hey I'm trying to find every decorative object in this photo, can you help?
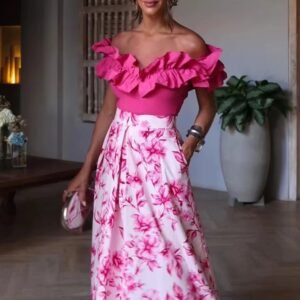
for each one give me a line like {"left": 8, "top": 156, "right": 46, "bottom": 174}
{"left": 215, "top": 75, "right": 290, "bottom": 205}
{"left": 0, "top": 107, "right": 16, "bottom": 127}
{"left": 61, "top": 172, "right": 95, "bottom": 234}
{"left": 0, "top": 96, "right": 16, "bottom": 159}
{"left": 7, "top": 115, "right": 27, "bottom": 168}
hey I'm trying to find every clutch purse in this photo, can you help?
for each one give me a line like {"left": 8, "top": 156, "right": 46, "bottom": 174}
{"left": 61, "top": 172, "right": 95, "bottom": 233}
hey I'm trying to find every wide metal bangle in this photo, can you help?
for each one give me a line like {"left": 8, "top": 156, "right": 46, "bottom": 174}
{"left": 191, "top": 125, "right": 205, "bottom": 137}
{"left": 185, "top": 125, "right": 205, "bottom": 152}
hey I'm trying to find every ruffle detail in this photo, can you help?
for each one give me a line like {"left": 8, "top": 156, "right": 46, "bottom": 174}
{"left": 92, "top": 38, "right": 227, "bottom": 97}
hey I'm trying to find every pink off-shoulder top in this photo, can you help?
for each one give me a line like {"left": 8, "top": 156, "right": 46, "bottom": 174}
{"left": 92, "top": 38, "right": 227, "bottom": 116}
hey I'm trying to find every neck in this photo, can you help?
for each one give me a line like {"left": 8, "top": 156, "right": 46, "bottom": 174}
{"left": 139, "top": 13, "right": 172, "bottom": 34}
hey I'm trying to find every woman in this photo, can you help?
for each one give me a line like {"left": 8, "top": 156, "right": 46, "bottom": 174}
{"left": 64, "top": 0, "right": 226, "bottom": 299}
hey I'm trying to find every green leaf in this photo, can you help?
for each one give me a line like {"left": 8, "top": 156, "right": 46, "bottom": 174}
{"left": 230, "top": 89, "right": 243, "bottom": 97}
{"left": 226, "top": 76, "right": 239, "bottom": 87}
{"left": 238, "top": 75, "right": 248, "bottom": 83}
{"left": 248, "top": 98, "right": 274, "bottom": 110}
{"left": 248, "top": 99, "right": 262, "bottom": 109}
{"left": 246, "top": 89, "right": 264, "bottom": 99}
{"left": 217, "top": 97, "right": 238, "bottom": 114}
{"left": 233, "top": 110, "right": 251, "bottom": 132}
{"left": 235, "top": 122, "right": 246, "bottom": 132}
{"left": 253, "top": 109, "right": 265, "bottom": 126}
{"left": 263, "top": 98, "right": 275, "bottom": 108}
{"left": 256, "top": 80, "right": 269, "bottom": 86}
{"left": 258, "top": 83, "right": 282, "bottom": 94}
{"left": 221, "top": 114, "right": 235, "bottom": 130}
{"left": 228, "top": 102, "right": 248, "bottom": 115}
{"left": 236, "top": 75, "right": 248, "bottom": 89}
{"left": 235, "top": 111, "right": 249, "bottom": 125}
{"left": 214, "top": 87, "right": 229, "bottom": 98}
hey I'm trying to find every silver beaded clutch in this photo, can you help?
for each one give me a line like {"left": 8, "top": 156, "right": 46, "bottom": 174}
{"left": 61, "top": 172, "right": 95, "bottom": 233}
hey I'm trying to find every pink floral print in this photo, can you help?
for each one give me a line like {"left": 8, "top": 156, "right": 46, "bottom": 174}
{"left": 91, "top": 108, "right": 218, "bottom": 300}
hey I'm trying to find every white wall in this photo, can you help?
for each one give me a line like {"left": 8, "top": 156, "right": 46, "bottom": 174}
{"left": 21, "top": 0, "right": 61, "bottom": 158}
{"left": 174, "top": 0, "right": 289, "bottom": 200}
{"left": 61, "top": 0, "right": 93, "bottom": 161}
{"left": 21, "top": 0, "right": 290, "bottom": 200}
{"left": 21, "top": 0, "right": 94, "bottom": 160}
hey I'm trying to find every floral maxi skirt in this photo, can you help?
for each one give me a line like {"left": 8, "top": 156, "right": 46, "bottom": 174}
{"left": 91, "top": 108, "right": 218, "bottom": 300}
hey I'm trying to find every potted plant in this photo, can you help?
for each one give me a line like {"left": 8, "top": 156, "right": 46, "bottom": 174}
{"left": 214, "top": 75, "right": 289, "bottom": 205}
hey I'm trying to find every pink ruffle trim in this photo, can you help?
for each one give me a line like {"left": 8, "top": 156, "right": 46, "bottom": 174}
{"left": 92, "top": 38, "right": 227, "bottom": 97}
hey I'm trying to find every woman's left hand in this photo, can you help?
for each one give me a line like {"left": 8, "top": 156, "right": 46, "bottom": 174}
{"left": 181, "top": 141, "right": 196, "bottom": 165}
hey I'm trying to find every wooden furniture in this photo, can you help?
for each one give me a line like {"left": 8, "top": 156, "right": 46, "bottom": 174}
{"left": 0, "top": 156, "right": 82, "bottom": 223}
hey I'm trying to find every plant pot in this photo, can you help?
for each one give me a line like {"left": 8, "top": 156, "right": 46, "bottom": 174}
{"left": 220, "top": 121, "right": 270, "bottom": 205}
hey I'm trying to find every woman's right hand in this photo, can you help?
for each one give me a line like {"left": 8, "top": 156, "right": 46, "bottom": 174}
{"left": 62, "top": 168, "right": 91, "bottom": 206}
{"left": 61, "top": 84, "right": 116, "bottom": 206}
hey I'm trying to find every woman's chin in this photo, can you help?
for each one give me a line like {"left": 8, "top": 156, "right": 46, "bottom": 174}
{"left": 139, "top": 0, "right": 164, "bottom": 16}
{"left": 142, "top": 9, "right": 163, "bottom": 18}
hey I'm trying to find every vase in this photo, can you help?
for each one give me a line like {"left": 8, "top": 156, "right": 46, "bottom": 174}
{"left": 220, "top": 121, "right": 271, "bottom": 205}
{"left": 7, "top": 131, "right": 28, "bottom": 168}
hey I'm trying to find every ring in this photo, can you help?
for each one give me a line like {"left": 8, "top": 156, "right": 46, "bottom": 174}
{"left": 63, "top": 190, "right": 73, "bottom": 197}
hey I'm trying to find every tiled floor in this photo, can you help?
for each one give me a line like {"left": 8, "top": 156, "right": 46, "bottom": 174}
{"left": 0, "top": 183, "right": 300, "bottom": 300}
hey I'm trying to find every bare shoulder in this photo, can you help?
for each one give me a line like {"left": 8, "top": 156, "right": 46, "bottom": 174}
{"left": 111, "top": 31, "right": 133, "bottom": 52}
{"left": 174, "top": 25, "right": 209, "bottom": 59}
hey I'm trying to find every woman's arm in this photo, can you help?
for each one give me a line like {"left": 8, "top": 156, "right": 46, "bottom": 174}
{"left": 179, "top": 32, "right": 217, "bottom": 163}
{"left": 82, "top": 84, "right": 117, "bottom": 174}
{"left": 182, "top": 88, "right": 217, "bottom": 163}
{"left": 63, "top": 83, "right": 117, "bottom": 203}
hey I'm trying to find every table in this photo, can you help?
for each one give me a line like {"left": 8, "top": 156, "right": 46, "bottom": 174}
{"left": 0, "top": 156, "right": 82, "bottom": 223}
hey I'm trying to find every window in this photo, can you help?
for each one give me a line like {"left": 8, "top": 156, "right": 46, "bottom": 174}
{"left": 81, "top": 0, "right": 134, "bottom": 122}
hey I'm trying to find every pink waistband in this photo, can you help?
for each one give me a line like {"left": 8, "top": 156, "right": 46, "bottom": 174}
{"left": 113, "top": 107, "right": 177, "bottom": 129}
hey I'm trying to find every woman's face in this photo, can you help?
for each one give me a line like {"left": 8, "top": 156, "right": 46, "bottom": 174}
{"left": 136, "top": 0, "right": 167, "bottom": 17}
